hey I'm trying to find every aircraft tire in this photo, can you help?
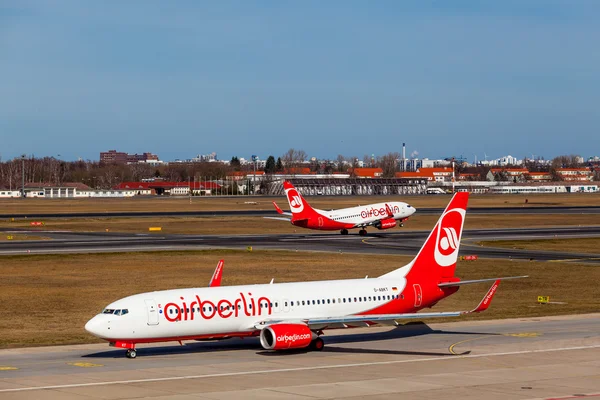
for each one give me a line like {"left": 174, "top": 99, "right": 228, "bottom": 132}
{"left": 340, "top": 229, "right": 349, "bottom": 235}
{"left": 126, "top": 349, "right": 137, "bottom": 359}
{"left": 311, "top": 337, "right": 324, "bottom": 351}
{"left": 359, "top": 229, "right": 367, "bottom": 236}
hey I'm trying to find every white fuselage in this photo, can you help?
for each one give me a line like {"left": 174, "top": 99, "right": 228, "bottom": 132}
{"left": 85, "top": 277, "right": 411, "bottom": 342}
{"left": 316, "top": 201, "right": 415, "bottom": 228}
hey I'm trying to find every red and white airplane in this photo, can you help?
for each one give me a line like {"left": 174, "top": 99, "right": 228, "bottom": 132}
{"left": 272, "top": 181, "right": 416, "bottom": 235}
{"left": 85, "top": 192, "right": 526, "bottom": 359}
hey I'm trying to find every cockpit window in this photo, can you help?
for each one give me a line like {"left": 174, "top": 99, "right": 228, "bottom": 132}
{"left": 102, "top": 308, "right": 128, "bottom": 315}
{"left": 406, "top": 204, "right": 412, "bottom": 208}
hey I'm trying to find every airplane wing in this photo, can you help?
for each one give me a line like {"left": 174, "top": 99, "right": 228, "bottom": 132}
{"left": 253, "top": 280, "right": 501, "bottom": 330}
{"left": 208, "top": 260, "right": 224, "bottom": 287}
{"left": 264, "top": 216, "right": 292, "bottom": 221}
{"left": 273, "top": 201, "right": 292, "bottom": 216}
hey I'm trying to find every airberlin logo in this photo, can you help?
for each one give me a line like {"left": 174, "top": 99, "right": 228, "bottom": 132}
{"left": 286, "top": 188, "right": 304, "bottom": 213}
{"left": 277, "top": 333, "right": 311, "bottom": 343}
{"left": 439, "top": 227, "right": 459, "bottom": 253}
{"left": 162, "top": 292, "right": 272, "bottom": 322}
{"left": 360, "top": 205, "right": 400, "bottom": 219}
{"left": 433, "top": 208, "right": 465, "bottom": 267}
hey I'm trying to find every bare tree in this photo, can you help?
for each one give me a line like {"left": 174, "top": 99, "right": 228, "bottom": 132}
{"left": 378, "top": 152, "right": 400, "bottom": 178}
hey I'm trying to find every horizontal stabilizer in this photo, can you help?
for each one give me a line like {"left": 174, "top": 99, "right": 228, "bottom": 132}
{"left": 264, "top": 217, "right": 292, "bottom": 222}
{"left": 438, "top": 276, "right": 528, "bottom": 288}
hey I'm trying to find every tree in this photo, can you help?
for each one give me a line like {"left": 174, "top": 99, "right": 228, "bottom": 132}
{"left": 275, "top": 157, "right": 283, "bottom": 172}
{"left": 264, "top": 155, "right": 276, "bottom": 174}
{"left": 230, "top": 156, "right": 241, "bottom": 171}
{"left": 378, "top": 152, "right": 400, "bottom": 178}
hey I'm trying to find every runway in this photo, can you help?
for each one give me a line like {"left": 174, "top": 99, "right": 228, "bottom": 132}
{"left": 0, "top": 314, "right": 598, "bottom": 399}
{"left": 1, "top": 226, "right": 600, "bottom": 263}
{"left": 3, "top": 205, "right": 600, "bottom": 219}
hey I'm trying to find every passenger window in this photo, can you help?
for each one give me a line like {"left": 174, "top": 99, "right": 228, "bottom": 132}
{"left": 285, "top": 302, "right": 288, "bottom": 307}
{"left": 317, "top": 300, "right": 320, "bottom": 305}
{"left": 290, "top": 301, "right": 294, "bottom": 306}
{"left": 358, "top": 297, "right": 362, "bottom": 302}
{"left": 368, "top": 297, "right": 372, "bottom": 301}
{"left": 327, "top": 299, "right": 330, "bottom": 304}
{"left": 312, "top": 300, "right": 315, "bottom": 305}
{"left": 302, "top": 301, "right": 305, "bottom": 305}
{"left": 343, "top": 298, "right": 346, "bottom": 303}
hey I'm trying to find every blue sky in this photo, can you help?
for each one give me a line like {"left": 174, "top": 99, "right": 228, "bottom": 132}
{"left": 1, "top": 1, "right": 599, "bottom": 162}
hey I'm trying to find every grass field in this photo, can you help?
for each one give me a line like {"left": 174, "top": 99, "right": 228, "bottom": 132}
{"left": 0, "top": 249, "right": 598, "bottom": 348}
{"left": 1, "top": 192, "right": 599, "bottom": 215}
{"left": 478, "top": 237, "right": 600, "bottom": 255}
{"left": 3, "top": 214, "right": 600, "bottom": 235}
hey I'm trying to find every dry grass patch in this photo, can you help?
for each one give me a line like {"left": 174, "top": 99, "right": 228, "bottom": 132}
{"left": 477, "top": 238, "right": 600, "bottom": 255}
{"left": 1, "top": 193, "right": 599, "bottom": 215}
{"left": 0, "top": 250, "right": 598, "bottom": 348}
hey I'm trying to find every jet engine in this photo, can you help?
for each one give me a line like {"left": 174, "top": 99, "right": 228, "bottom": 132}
{"left": 259, "top": 323, "right": 316, "bottom": 350}
{"left": 376, "top": 218, "right": 397, "bottom": 229}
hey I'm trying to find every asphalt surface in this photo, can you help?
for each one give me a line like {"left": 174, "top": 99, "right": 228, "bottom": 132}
{"left": 1, "top": 226, "right": 600, "bottom": 263}
{"left": 0, "top": 314, "right": 598, "bottom": 399}
{"left": 3, "top": 205, "right": 600, "bottom": 219}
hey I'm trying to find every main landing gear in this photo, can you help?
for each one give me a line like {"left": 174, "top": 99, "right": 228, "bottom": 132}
{"left": 340, "top": 229, "right": 349, "bottom": 235}
{"left": 358, "top": 229, "right": 367, "bottom": 236}
{"left": 309, "top": 337, "right": 324, "bottom": 351}
{"left": 126, "top": 349, "right": 137, "bottom": 359}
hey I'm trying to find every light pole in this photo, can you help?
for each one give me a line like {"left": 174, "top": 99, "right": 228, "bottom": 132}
{"left": 251, "top": 155, "right": 257, "bottom": 195}
{"left": 21, "top": 154, "right": 26, "bottom": 198}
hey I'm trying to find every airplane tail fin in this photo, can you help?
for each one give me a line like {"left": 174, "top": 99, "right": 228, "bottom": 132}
{"left": 283, "top": 181, "right": 318, "bottom": 220}
{"left": 380, "top": 192, "right": 469, "bottom": 281}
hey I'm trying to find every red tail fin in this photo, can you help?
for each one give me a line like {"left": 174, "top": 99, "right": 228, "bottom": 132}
{"left": 283, "top": 181, "right": 318, "bottom": 220}
{"left": 380, "top": 192, "right": 469, "bottom": 281}
{"left": 208, "top": 260, "right": 224, "bottom": 287}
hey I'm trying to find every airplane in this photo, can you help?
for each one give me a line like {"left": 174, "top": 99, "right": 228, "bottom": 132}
{"left": 271, "top": 181, "right": 416, "bottom": 235}
{"left": 85, "top": 192, "right": 527, "bottom": 359}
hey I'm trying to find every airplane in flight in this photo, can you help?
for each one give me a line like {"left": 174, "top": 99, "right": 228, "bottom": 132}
{"left": 271, "top": 181, "right": 416, "bottom": 235}
{"left": 85, "top": 192, "right": 526, "bottom": 358}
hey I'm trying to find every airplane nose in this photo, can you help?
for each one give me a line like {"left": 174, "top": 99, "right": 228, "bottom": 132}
{"left": 85, "top": 315, "right": 104, "bottom": 337}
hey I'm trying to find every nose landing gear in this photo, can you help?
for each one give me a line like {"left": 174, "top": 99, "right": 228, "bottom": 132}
{"left": 126, "top": 349, "right": 137, "bottom": 359}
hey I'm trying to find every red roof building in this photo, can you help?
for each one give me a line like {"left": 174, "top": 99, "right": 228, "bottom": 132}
{"left": 349, "top": 168, "right": 383, "bottom": 178}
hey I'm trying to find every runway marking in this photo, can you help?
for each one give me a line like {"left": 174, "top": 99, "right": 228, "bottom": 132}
{"left": 0, "top": 366, "right": 18, "bottom": 371}
{"left": 0, "top": 344, "right": 598, "bottom": 393}
{"left": 503, "top": 332, "right": 541, "bottom": 337}
{"left": 448, "top": 336, "right": 487, "bottom": 355}
{"left": 67, "top": 362, "right": 103, "bottom": 368}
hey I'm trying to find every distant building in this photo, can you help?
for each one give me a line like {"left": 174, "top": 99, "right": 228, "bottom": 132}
{"left": 100, "top": 150, "right": 160, "bottom": 164}
{"left": 556, "top": 168, "right": 593, "bottom": 182}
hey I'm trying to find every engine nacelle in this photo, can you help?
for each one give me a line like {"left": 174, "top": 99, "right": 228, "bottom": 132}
{"left": 259, "top": 323, "right": 316, "bottom": 350}
{"left": 376, "top": 218, "right": 397, "bottom": 230}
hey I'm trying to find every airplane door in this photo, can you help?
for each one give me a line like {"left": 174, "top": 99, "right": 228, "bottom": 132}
{"left": 145, "top": 299, "right": 159, "bottom": 325}
{"left": 413, "top": 284, "right": 422, "bottom": 308}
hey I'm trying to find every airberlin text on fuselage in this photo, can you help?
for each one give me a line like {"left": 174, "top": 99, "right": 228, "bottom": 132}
{"left": 163, "top": 292, "right": 271, "bottom": 322}
{"left": 360, "top": 205, "right": 400, "bottom": 219}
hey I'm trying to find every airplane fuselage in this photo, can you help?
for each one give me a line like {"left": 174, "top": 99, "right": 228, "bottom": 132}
{"left": 293, "top": 201, "right": 414, "bottom": 230}
{"left": 85, "top": 277, "right": 448, "bottom": 344}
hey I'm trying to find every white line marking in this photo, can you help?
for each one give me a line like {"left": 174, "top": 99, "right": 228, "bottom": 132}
{"left": 1, "top": 344, "right": 598, "bottom": 393}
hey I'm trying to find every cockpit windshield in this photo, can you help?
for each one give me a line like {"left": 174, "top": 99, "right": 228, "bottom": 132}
{"left": 102, "top": 308, "right": 128, "bottom": 315}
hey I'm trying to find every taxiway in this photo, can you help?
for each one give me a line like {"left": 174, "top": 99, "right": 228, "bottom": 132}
{"left": 0, "top": 314, "right": 598, "bottom": 399}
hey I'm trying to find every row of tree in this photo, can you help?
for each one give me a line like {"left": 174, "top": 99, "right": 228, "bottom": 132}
{"left": 0, "top": 152, "right": 596, "bottom": 190}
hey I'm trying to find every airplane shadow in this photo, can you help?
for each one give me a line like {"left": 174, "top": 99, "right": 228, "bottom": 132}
{"left": 83, "top": 323, "right": 498, "bottom": 359}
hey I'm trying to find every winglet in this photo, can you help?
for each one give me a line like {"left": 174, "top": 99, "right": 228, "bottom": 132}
{"left": 273, "top": 201, "right": 284, "bottom": 215}
{"left": 385, "top": 203, "right": 394, "bottom": 218}
{"left": 208, "top": 260, "right": 224, "bottom": 287}
{"left": 467, "top": 280, "right": 501, "bottom": 313}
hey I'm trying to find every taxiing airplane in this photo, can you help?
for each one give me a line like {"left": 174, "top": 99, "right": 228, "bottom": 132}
{"left": 272, "top": 181, "right": 416, "bottom": 235}
{"left": 85, "top": 192, "right": 526, "bottom": 358}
